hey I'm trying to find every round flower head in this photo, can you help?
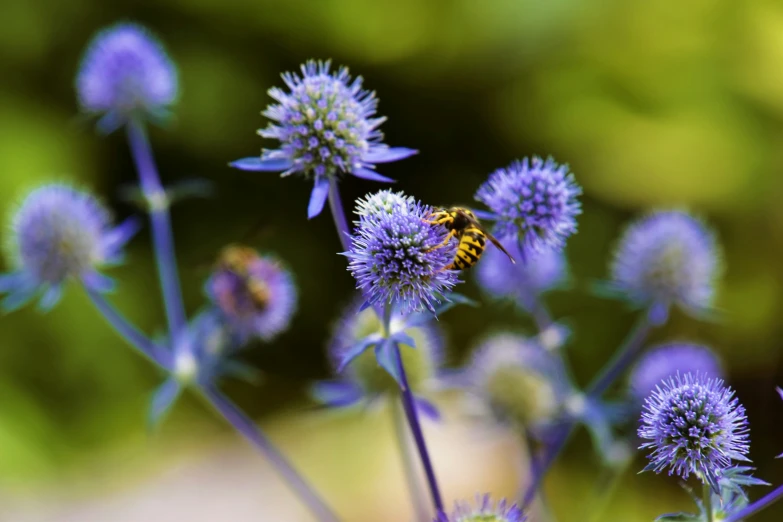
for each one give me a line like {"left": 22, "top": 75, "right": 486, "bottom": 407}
{"left": 345, "top": 190, "right": 460, "bottom": 314}
{"left": 205, "top": 245, "right": 297, "bottom": 342}
{"left": 630, "top": 343, "right": 723, "bottom": 403}
{"left": 475, "top": 237, "right": 566, "bottom": 310}
{"left": 436, "top": 495, "right": 526, "bottom": 522}
{"left": 638, "top": 372, "right": 750, "bottom": 490}
{"left": 610, "top": 211, "right": 721, "bottom": 319}
{"left": 328, "top": 298, "right": 444, "bottom": 396}
{"left": 76, "top": 23, "right": 177, "bottom": 131}
{"left": 467, "top": 333, "right": 568, "bottom": 429}
{"left": 474, "top": 157, "right": 582, "bottom": 252}
{"left": 0, "top": 184, "right": 137, "bottom": 311}
{"left": 230, "top": 60, "right": 417, "bottom": 219}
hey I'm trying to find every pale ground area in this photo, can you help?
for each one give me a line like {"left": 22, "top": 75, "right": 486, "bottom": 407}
{"left": 0, "top": 401, "right": 540, "bottom": 522}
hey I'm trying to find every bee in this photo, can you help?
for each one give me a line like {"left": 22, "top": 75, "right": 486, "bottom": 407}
{"left": 214, "top": 244, "right": 270, "bottom": 312}
{"left": 426, "top": 207, "right": 516, "bottom": 270}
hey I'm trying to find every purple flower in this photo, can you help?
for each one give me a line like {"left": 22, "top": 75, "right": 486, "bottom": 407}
{"left": 436, "top": 495, "right": 526, "bottom": 522}
{"left": 474, "top": 157, "right": 582, "bottom": 252}
{"left": 0, "top": 184, "right": 137, "bottom": 311}
{"left": 630, "top": 343, "right": 723, "bottom": 402}
{"left": 466, "top": 333, "right": 568, "bottom": 429}
{"left": 638, "top": 372, "right": 750, "bottom": 491}
{"left": 230, "top": 60, "right": 417, "bottom": 219}
{"left": 344, "top": 190, "right": 459, "bottom": 314}
{"left": 76, "top": 23, "right": 177, "bottom": 132}
{"left": 610, "top": 211, "right": 722, "bottom": 319}
{"left": 205, "top": 245, "right": 297, "bottom": 342}
{"left": 475, "top": 237, "right": 567, "bottom": 310}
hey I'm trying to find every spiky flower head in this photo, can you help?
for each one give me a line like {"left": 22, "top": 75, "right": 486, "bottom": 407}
{"left": 474, "top": 157, "right": 581, "bottom": 252}
{"left": 76, "top": 23, "right": 177, "bottom": 131}
{"left": 630, "top": 343, "right": 723, "bottom": 403}
{"left": 475, "top": 237, "right": 566, "bottom": 310}
{"left": 638, "top": 372, "right": 750, "bottom": 490}
{"left": 467, "top": 333, "right": 567, "bottom": 429}
{"left": 0, "top": 184, "right": 137, "bottom": 311}
{"left": 344, "top": 190, "right": 459, "bottom": 314}
{"left": 205, "top": 245, "right": 297, "bottom": 342}
{"left": 327, "top": 298, "right": 443, "bottom": 396}
{"left": 230, "top": 60, "right": 416, "bottom": 219}
{"left": 436, "top": 495, "right": 526, "bottom": 522}
{"left": 610, "top": 211, "right": 721, "bottom": 319}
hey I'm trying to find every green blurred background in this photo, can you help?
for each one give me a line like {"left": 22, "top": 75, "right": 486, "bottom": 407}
{"left": 1, "top": 0, "right": 783, "bottom": 520}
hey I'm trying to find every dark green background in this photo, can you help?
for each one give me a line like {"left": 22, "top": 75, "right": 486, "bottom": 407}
{"left": 1, "top": 1, "right": 783, "bottom": 520}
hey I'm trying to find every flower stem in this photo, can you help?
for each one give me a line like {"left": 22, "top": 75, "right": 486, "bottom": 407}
{"left": 86, "top": 288, "right": 169, "bottom": 369}
{"left": 586, "top": 311, "right": 652, "bottom": 396}
{"left": 126, "top": 118, "right": 187, "bottom": 341}
{"left": 327, "top": 178, "right": 352, "bottom": 253}
{"left": 198, "top": 384, "right": 340, "bottom": 522}
{"left": 390, "top": 401, "right": 430, "bottom": 522}
{"left": 383, "top": 304, "right": 444, "bottom": 515}
{"left": 704, "top": 483, "right": 714, "bottom": 522}
{"left": 724, "top": 483, "right": 783, "bottom": 522}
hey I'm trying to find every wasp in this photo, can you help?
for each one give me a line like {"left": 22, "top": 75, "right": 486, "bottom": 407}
{"left": 214, "top": 244, "right": 270, "bottom": 312}
{"left": 426, "top": 207, "right": 516, "bottom": 270}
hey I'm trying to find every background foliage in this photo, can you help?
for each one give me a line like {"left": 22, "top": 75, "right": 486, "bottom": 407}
{"left": 1, "top": 0, "right": 783, "bottom": 520}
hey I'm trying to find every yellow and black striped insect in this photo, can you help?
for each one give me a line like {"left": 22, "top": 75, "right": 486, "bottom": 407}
{"left": 426, "top": 207, "right": 516, "bottom": 270}
{"left": 214, "top": 244, "right": 270, "bottom": 311}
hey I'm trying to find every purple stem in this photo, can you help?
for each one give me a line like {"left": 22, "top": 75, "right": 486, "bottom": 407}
{"left": 86, "top": 288, "right": 170, "bottom": 369}
{"left": 522, "top": 309, "right": 655, "bottom": 508}
{"left": 199, "top": 384, "right": 340, "bottom": 522}
{"left": 391, "top": 401, "right": 430, "bottom": 522}
{"left": 385, "top": 306, "right": 444, "bottom": 515}
{"left": 327, "top": 177, "right": 352, "bottom": 253}
{"left": 724, "top": 483, "right": 783, "bottom": 522}
{"left": 126, "top": 118, "right": 187, "bottom": 341}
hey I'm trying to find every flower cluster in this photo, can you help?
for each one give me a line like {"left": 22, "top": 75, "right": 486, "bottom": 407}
{"left": 0, "top": 184, "right": 137, "bottom": 311}
{"left": 474, "top": 157, "right": 582, "bottom": 252}
{"left": 610, "top": 210, "right": 721, "bottom": 319}
{"left": 76, "top": 22, "right": 177, "bottom": 131}
{"left": 230, "top": 60, "right": 416, "bottom": 218}
{"left": 639, "top": 372, "right": 750, "bottom": 490}
{"left": 205, "top": 245, "right": 297, "bottom": 342}
{"left": 436, "top": 495, "right": 526, "bottom": 522}
{"left": 344, "top": 189, "right": 460, "bottom": 314}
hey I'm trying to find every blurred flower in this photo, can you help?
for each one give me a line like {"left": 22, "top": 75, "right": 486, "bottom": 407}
{"left": 0, "top": 184, "right": 137, "bottom": 311}
{"left": 205, "top": 245, "right": 297, "bottom": 342}
{"left": 630, "top": 342, "right": 723, "bottom": 402}
{"left": 311, "top": 298, "right": 443, "bottom": 414}
{"left": 465, "top": 333, "right": 568, "bottom": 430}
{"left": 344, "top": 189, "right": 459, "bottom": 314}
{"left": 475, "top": 237, "right": 567, "bottom": 310}
{"left": 610, "top": 210, "right": 722, "bottom": 320}
{"left": 436, "top": 494, "right": 526, "bottom": 522}
{"left": 474, "top": 157, "right": 581, "bottom": 252}
{"left": 639, "top": 372, "right": 750, "bottom": 491}
{"left": 76, "top": 22, "right": 177, "bottom": 132}
{"left": 230, "top": 60, "right": 417, "bottom": 219}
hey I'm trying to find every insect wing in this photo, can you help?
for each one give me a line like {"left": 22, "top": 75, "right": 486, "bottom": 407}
{"left": 456, "top": 209, "right": 516, "bottom": 264}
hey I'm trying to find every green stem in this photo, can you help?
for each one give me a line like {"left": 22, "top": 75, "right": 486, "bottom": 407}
{"left": 704, "top": 483, "right": 714, "bottom": 522}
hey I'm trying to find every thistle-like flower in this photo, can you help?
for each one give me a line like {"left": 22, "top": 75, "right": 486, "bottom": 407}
{"left": 0, "top": 184, "right": 137, "bottom": 311}
{"left": 76, "top": 23, "right": 178, "bottom": 132}
{"left": 610, "top": 211, "right": 721, "bottom": 320}
{"left": 630, "top": 343, "right": 723, "bottom": 403}
{"left": 344, "top": 190, "right": 459, "bottom": 314}
{"left": 230, "top": 60, "right": 417, "bottom": 219}
{"left": 638, "top": 372, "right": 750, "bottom": 491}
{"left": 311, "top": 298, "right": 444, "bottom": 413}
{"left": 466, "top": 333, "right": 567, "bottom": 430}
{"left": 474, "top": 157, "right": 582, "bottom": 252}
{"left": 475, "top": 237, "right": 566, "bottom": 310}
{"left": 205, "top": 245, "right": 297, "bottom": 342}
{"left": 436, "top": 495, "right": 526, "bottom": 522}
